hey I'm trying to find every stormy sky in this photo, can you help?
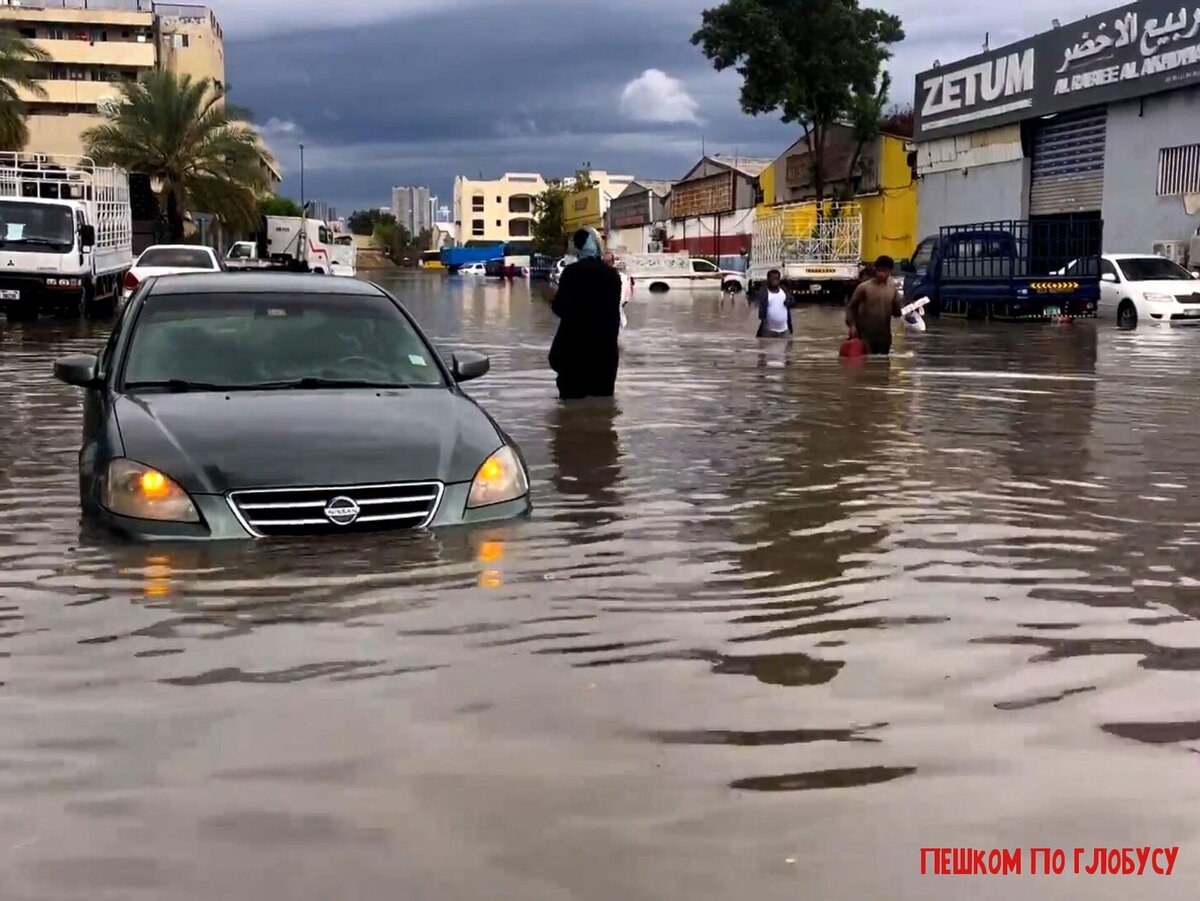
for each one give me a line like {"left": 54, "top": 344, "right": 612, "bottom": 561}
{"left": 205, "top": 0, "right": 1107, "bottom": 214}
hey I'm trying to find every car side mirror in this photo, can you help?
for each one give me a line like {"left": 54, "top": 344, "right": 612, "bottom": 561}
{"left": 1101, "top": 272, "right": 1117, "bottom": 283}
{"left": 451, "top": 351, "right": 490, "bottom": 383}
{"left": 79, "top": 224, "right": 96, "bottom": 248}
{"left": 54, "top": 353, "right": 100, "bottom": 388}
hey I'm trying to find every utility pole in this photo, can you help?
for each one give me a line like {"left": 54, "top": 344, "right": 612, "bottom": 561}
{"left": 299, "top": 143, "right": 306, "bottom": 210}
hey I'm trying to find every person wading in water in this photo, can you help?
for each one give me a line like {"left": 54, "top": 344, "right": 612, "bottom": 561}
{"left": 846, "top": 255, "right": 903, "bottom": 355}
{"left": 549, "top": 228, "right": 622, "bottom": 399}
{"left": 751, "top": 268, "right": 796, "bottom": 337}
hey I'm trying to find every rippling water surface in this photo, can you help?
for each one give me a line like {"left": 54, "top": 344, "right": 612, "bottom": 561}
{"left": 4, "top": 273, "right": 1200, "bottom": 899}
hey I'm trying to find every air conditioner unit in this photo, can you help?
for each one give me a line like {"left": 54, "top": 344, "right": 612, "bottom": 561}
{"left": 647, "top": 241, "right": 662, "bottom": 253}
{"left": 1152, "top": 239, "right": 1187, "bottom": 265}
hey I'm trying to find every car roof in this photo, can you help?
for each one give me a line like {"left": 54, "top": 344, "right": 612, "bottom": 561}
{"left": 145, "top": 272, "right": 385, "bottom": 296}
{"left": 1104, "top": 253, "right": 1171, "bottom": 260}
{"left": 140, "top": 244, "right": 214, "bottom": 252}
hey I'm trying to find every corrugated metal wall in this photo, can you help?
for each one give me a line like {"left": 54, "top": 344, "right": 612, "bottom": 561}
{"left": 1029, "top": 107, "right": 1108, "bottom": 215}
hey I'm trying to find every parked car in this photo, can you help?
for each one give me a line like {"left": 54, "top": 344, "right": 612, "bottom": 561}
{"left": 1060, "top": 253, "right": 1200, "bottom": 328}
{"left": 53, "top": 273, "right": 532, "bottom": 540}
{"left": 124, "top": 244, "right": 222, "bottom": 299}
{"left": 458, "top": 262, "right": 487, "bottom": 277}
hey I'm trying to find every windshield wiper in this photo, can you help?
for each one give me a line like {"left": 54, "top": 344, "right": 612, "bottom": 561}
{"left": 249, "top": 377, "right": 415, "bottom": 390}
{"left": 124, "top": 379, "right": 250, "bottom": 393}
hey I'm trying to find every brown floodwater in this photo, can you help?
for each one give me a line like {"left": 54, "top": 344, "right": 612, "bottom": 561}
{"left": 3, "top": 272, "right": 1200, "bottom": 899}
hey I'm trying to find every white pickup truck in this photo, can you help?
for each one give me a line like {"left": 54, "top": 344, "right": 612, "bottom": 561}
{"left": 0, "top": 152, "right": 133, "bottom": 321}
{"left": 749, "top": 201, "right": 863, "bottom": 301}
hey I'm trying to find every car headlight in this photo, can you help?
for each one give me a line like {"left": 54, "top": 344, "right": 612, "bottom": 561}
{"left": 103, "top": 459, "right": 200, "bottom": 522}
{"left": 1144, "top": 292, "right": 1176, "bottom": 304}
{"left": 467, "top": 445, "right": 528, "bottom": 509}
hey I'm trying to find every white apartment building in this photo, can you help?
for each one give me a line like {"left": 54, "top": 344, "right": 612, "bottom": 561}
{"left": 391, "top": 185, "right": 432, "bottom": 236}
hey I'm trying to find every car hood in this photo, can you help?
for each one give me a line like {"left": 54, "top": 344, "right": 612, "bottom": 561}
{"left": 113, "top": 389, "right": 504, "bottom": 494}
{"left": 1131, "top": 280, "right": 1200, "bottom": 298}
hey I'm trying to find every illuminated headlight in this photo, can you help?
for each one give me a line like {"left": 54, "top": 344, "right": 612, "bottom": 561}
{"left": 1144, "top": 292, "right": 1175, "bottom": 304}
{"left": 46, "top": 277, "right": 82, "bottom": 288}
{"left": 467, "top": 446, "right": 528, "bottom": 509}
{"left": 103, "top": 459, "right": 199, "bottom": 522}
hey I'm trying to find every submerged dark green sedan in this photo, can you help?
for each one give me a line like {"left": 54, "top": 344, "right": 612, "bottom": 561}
{"left": 54, "top": 273, "right": 531, "bottom": 540}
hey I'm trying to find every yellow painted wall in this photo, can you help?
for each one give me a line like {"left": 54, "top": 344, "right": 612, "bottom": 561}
{"left": 563, "top": 187, "right": 602, "bottom": 232}
{"left": 859, "top": 135, "right": 917, "bottom": 262}
{"left": 756, "top": 161, "right": 776, "bottom": 216}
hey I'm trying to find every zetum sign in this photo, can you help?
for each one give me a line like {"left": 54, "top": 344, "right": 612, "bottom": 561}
{"left": 914, "top": 0, "right": 1200, "bottom": 140}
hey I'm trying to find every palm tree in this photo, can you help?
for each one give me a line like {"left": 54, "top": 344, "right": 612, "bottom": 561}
{"left": 0, "top": 27, "right": 51, "bottom": 151}
{"left": 83, "top": 70, "right": 273, "bottom": 242}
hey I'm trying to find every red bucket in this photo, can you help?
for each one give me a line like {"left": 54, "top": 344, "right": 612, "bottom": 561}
{"left": 840, "top": 338, "right": 867, "bottom": 358}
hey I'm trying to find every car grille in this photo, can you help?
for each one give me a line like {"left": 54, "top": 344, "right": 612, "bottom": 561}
{"left": 228, "top": 481, "right": 443, "bottom": 537}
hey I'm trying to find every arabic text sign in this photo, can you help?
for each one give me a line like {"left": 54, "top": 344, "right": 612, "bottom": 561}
{"left": 914, "top": 0, "right": 1200, "bottom": 140}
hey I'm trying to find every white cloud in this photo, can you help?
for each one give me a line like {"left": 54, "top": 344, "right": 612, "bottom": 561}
{"left": 619, "top": 69, "right": 700, "bottom": 125}
{"left": 259, "top": 117, "right": 300, "bottom": 137}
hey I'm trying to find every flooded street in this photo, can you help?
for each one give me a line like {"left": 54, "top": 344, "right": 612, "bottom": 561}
{"left": 5, "top": 272, "right": 1200, "bottom": 899}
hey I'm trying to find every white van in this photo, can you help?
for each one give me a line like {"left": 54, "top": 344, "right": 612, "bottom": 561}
{"left": 617, "top": 253, "right": 746, "bottom": 294}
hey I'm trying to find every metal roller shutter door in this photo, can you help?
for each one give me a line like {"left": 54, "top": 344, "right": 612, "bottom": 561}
{"left": 1029, "top": 107, "right": 1107, "bottom": 215}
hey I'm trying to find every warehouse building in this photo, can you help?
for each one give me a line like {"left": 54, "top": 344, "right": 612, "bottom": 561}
{"left": 913, "top": 0, "right": 1200, "bottom": 262}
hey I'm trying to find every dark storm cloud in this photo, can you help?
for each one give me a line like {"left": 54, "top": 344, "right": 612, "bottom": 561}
{"left": 219, "top": 0, "right": 1107, "bottom": 210}
{"left": 227, "top": 0, "right": 793, "bottom": 209}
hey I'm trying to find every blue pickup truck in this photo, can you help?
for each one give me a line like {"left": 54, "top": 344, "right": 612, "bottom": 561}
{"left": 900, "top": 219, "right": 1102, "bottom": 321}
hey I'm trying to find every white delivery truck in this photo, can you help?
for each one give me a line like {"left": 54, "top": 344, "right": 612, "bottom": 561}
{"left": 262, "top": 216, "right": 341, "bottom": 274}
{"left": 0, "top": 152, "right": 132, "bottom": 320}
{"left": 749, "top": 201, "right": 862, "bottom": 301}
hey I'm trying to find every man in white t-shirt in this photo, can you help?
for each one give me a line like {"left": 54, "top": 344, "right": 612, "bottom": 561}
{"left": 603, "top": 252, "right": 632, "bottom": 329}
{"left": 752, "top": 269, "right": 795, "bottom": 337}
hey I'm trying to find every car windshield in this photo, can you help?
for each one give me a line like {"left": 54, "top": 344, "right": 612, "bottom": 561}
{"left": 121, "top": 293, "right": 447, "bottom": 390}
{"left": 0, "top": 200, "right": 74, "bottom": 250}
{"left": 1117, "top": 257, "right": 1193, "bottom": 282}
{"left": 138, "top": 248, "right": 215, "bottom": 269}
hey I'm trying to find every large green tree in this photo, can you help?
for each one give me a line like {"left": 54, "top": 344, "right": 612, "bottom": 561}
{"left": 348, "top": 208, "right": 393, "bottom": 236}
{"left": 533, "top": 180, "right": 571, "bottom": 255}
{"left": 83, "top": 70, "right": 271, "bottom": 242}
{"left": 0, "top": 27, "right": 50, "bottom": 151}
{"left": 692, "top": 0, "right": 903, "bottom": 202}
{"left": 260, "top": 195, "right": 304, "bottom": 217}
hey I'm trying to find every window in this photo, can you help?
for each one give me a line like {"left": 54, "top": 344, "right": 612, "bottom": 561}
{"left": 18, "top": 27, "right": 35, "bottom": 39}
{"left": 472, "top": 219, "right": 484, "bottom": 237}
{"left": 471, "top": 195, "right": 484, "bottom": 212}
{"left": 228, "top": 243, "right": 251, "bottom": 260}
{"left": 1100, "top": 258, "right": 1118, "bottom": 281}
{"left": 121, "top": 294, "right": 446, "bottom": 390}
{"left": 0, "top": 201, "right": 75, "bottom": 249}
{"left": 1117, "top": 256, "right": 1194, "bottom": 282}
{"left": 910, "top": 237, "right": 936, "bottom": 273}
{"left": 137, "top": 247, "right": 217, "bottom": 269}
{"left": 509, "top": 219, "right": 531, "bottom": 238}
{"left": 318, "top": 225, "right": 332, "bottom": 244}
{"left": 1157, "top": 143, "right": 1200, "bottom": 196}
{"left": 496, "top": 196, "right": 501, "bottom": 204}
{"left": 691, "top": 260, "right": 718, "bottom": 273}
{"left": 172, "top": 34, "right": 190, "bottom": 49}
{"left": 496, "top": 220, "right": 501, "bottom": 227}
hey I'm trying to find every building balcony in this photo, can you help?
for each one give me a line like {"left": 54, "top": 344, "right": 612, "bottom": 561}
{"left": 19, "top": 80, "right": 130, "bottom": 106}
{"left": 32, "top": 38, "right": 156, "bottom": 68}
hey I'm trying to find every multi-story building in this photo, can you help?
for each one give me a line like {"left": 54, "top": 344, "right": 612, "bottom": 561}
{"left": 912, "top": 0, "right": 1200, "bottom": 258}
{"left": 0, "top": 0, "right": 271, "bottom": 186}
{"left": 391, "top": 185, "right": 432, "bottom": 236}
{"left": 453, "top": 172, "right": 547, "bottom": 242}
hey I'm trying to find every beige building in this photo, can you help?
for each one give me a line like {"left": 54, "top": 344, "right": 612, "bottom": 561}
{"left": 454, "top": 172, "right": 547, "bottom": 242}
{"left": 453, "top": 170, "right": 635, "bottom": 244}
{"left": 0, "top": 1, "right": 246, "bottom": 167}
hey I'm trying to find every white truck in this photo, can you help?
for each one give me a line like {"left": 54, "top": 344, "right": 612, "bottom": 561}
{"left": 259, "top": 215, "right": 357, "bottom": 276}
{"left": 748, "top": 200, "right": 863, "bottom": 301}
{"left": 0, "top": 152, "right": 133, "bottom": 321}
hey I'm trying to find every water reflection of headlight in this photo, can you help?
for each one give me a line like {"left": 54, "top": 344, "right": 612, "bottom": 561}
{"left": 477, "top": 539, "right": 505, "bottom": 588}
{"left": 138, "top": 554, "right": 174, "bottom": 597}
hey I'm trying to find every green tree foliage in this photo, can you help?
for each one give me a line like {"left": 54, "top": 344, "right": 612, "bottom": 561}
{"left": 348, "top": 208, "right": 393, "bottom": 236}
{"left": 692, "top": 0, "right": 904, "bottom": 202}
{"left": 259, "top": 195, "right": 304, "bottom": 217}
{"left": 83, "top": 70, "right": 271, "bottom": 242}
{"left": 372, "top": 220, "right": 429, "bottom": 266}
{"left": 0, "top": 27, "right": 50, "bottom": 151}
{"left": 533, "top": 180, "right": 571, "bottom": 255}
